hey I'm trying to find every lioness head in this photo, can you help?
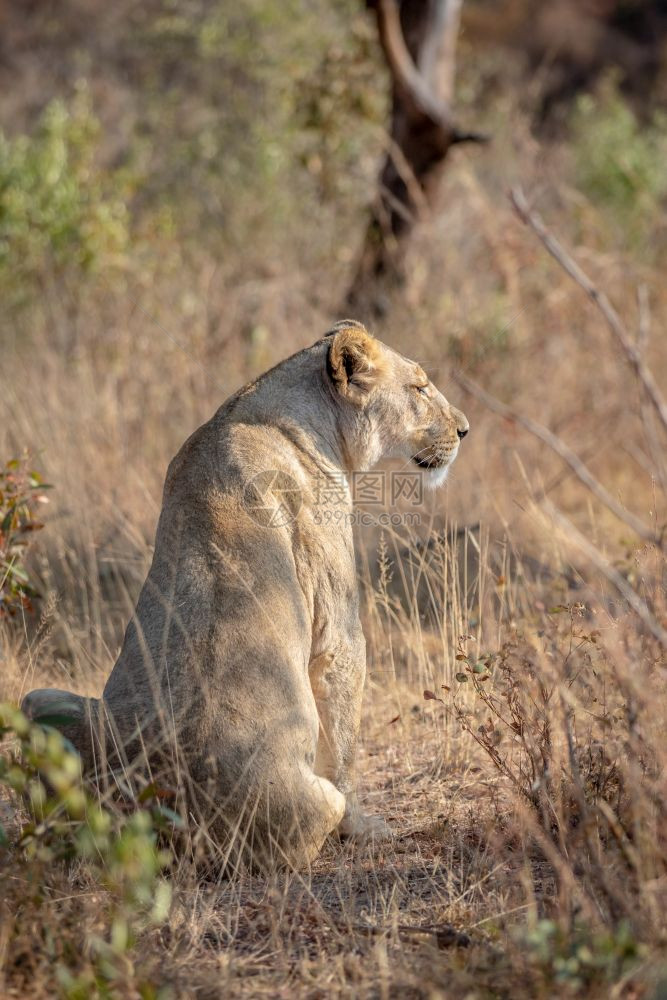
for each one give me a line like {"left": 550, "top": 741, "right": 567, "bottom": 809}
{"left": 325, "top": 320, "right": 469, "bottom": 486}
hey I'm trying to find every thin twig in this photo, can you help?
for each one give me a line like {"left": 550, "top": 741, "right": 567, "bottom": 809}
{"left": 636, "top": 284, "right": 650, "bottom": 355}
{"left": 510, "top": 187, "right": 667, "bottom": 433}
{"left": 380, "top": 129, "right": 429, "bottom": 217}
{"left": 542, "top": 500, "right": 667, "bottom": 647}
{"left": 453, "top": 371, "right": 660, "bottom": 547}
{"left": 635, "top": 286, "right": 667, "bottom": 494}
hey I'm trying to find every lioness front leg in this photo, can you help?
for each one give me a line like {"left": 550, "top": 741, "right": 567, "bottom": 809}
{"left": 310, "top": 636, "right": 392, "bottom": 842}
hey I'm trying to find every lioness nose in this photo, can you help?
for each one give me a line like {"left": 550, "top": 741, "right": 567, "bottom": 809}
{"left": 451, "top": 407, "right": 469, "bottom": 440}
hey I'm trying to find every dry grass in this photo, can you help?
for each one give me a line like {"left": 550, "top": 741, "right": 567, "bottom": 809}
{"left": 1, "top": 69, "right": 667, "bottom": 1000}
{"left": 2, "top": 519, "right": 665, "bottom": 997}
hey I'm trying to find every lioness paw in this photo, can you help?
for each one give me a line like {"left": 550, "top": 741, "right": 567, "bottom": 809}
{"left": 338, "top": 811, "right": 393, "bottom": 843}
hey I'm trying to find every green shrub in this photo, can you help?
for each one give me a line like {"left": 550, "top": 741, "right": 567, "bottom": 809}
{"left": 572, "top": 79, "right": 667, "bottom": 245}
{"left": 292, "top": 10, "right": 384, "bottom": 200}
{"left": 0, "top": 455, "right": 51, "bottom": 617}
{"left": 519, "top": 918, "right": 645, "bottom": 993}
{"left": 0, "top": 703, "right": 175, "bottom": 997}
{"left": 0, "top": 86, "right": 130, "bottom": 305}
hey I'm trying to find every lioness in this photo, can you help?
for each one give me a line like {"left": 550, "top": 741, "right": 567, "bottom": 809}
{"left": 22, "top": 321, "right": 468, "bottom": 870}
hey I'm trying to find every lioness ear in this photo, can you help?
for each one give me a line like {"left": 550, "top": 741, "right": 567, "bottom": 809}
{"left": 327, "top": 323, "right": 381, "bottom": 402}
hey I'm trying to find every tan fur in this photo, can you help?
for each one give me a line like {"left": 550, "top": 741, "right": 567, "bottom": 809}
{"left": 21, "top": 322, "right": 468, "bottom": 870}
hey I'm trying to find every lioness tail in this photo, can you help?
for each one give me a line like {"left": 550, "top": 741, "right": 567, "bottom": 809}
{"left": 20, "top": 688, "right": 100, "bottom": 769}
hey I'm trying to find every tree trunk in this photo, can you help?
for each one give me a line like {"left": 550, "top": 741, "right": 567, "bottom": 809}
{"left": 346, "top": 0, "right": 484, "bottom": 318}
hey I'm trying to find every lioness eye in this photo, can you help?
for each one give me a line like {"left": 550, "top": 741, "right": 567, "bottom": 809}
{"left": 415, "top": 385, "right": 429, "bottom": 397}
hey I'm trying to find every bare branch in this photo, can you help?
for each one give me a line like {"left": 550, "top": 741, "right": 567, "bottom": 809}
{"left": 380, "top": 129, "right": 429, "bottom": 217}
{"left": 373, "top": 0, "right": 488, "bottom": 145}
{"left": 349, "top": 0, "right": 488, "bottom": 311}
{"left": 542, "top": 500, "right": 667, "bottom": 647}
{"left": 419, "top": 0, "right": 463, "bottom": 105}
{"left": 511, "top": 186, "right": 667, "bottom": 434}
{"left": 636, "top": 285, "right": 667, "bottom": 494}
{"left": 375, "top": 0, "right": 446, "bottom": 124}
{"left": 454, "top": 371, "right": 661, "bottom": 548}
{"left": 636, "top": 284, "right": 650, "bottom": 354}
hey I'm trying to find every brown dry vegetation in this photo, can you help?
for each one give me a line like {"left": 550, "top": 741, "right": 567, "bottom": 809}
{"left": 1, "top": 2, "right": 667, "bottom": 997}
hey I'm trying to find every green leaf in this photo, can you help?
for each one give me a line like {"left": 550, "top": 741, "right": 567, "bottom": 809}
{"left": 455, "top": 673, "right": 469, "bottom": 683}
{"left": 150, "top": 880, "right": 173, "bottom": 923}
